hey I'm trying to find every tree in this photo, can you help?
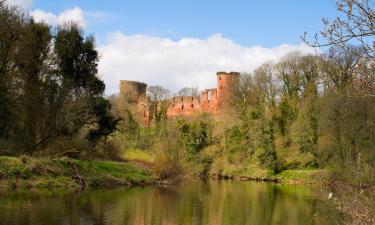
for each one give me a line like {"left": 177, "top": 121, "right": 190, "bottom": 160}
{"left": 0, "top": 2, "right": 24, "bottom": 140}
{"left": 85, "top": 97, "right": 120, "bottom": 144}
{"left": 232, "top": 65, "right": 279, "bottom": 165}
{"left": 54, "top": 24, "right": 104, "bottom": 99}
{"left": 303, "top": 0, "right": 374, "bottom": 57}
{"left": 275, "top": 53, "right": 303, "bottom": 138}
{"left": 0, "top": 5, "right": 118, "bottom": 153}
{"left": 178, "top": 119, "right": 209, "bottom": 159}
{"left": 322, "top": 46, "right": 365, "bottom": 88}
{"left": 303, "top": 0, "right": 375, "bottom": 96}
{"left": 52, "top": 23, "right": 117, "bottom": 145}
{"left": 147, "top": 85, "right": 171, "bottom": 128}
{"left": 176, "top": 87, "right": 198, "bottom": 96}
{"left": 232, "top": 73, "right": 256, "bottom": 134}
{"left": 253, "top": 65, "right": 279, "bottom": 171}
{"left": 294, "top": 55, "right": 321, "bottom": 156}
{"left": 14, "top": 20, "right": 52, "bottom": 151}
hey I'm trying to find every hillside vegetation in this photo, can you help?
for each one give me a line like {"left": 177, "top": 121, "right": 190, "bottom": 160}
{"left": 0, "top": 156, "right": 153, "bottom": 188}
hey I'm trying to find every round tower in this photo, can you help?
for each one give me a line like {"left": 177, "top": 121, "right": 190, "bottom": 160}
{"left": 216, "top": 71, "right": 240, "bottom": 107}
{"left": 119, "top": 80, "right": 147, "bottom": 103}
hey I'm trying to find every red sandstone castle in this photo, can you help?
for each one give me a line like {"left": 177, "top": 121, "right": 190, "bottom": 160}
{"left": 118, "top": 71, "right": 240, "bottom": 125}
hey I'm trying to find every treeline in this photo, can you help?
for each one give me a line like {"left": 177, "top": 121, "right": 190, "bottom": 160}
{"left": 125, "top": 48, "right": 375, "bottom": 181}
{"left": 231, "top": 48, "right": 375, "bottom": 178}
{"left": 114, "top": 47, "right": 374, "bottom": 183}
{"left": 0, "top": 3, "right": 118, "bottom": 155}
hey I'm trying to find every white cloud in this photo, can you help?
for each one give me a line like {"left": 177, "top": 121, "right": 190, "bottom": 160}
{"left": 30, "top": 9, "right": 56, "bottom": 24}
{"left": 31, "top": 7, "right": 86, "bottom": 28}
{"left": 57, "top": 7, "right": 86, "bottom": 27}
{"left": 98, "top": 32, "right": 316, "bottom": 95}
{"left": 5, "top": 0, "right": 33, "bottom": 8}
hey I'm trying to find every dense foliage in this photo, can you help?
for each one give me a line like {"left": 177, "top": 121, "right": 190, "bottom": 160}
{"left": 0, "top": 3, "right": 118, "bottom": 155}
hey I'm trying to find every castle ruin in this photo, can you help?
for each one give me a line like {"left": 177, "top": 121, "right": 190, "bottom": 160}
{"left": 118, "top": 71, "right": 240, "bottom": 125}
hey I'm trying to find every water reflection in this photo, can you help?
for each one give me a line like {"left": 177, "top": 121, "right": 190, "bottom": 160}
{"left": 0, "top": 180, "right": 341, "bottom": 225}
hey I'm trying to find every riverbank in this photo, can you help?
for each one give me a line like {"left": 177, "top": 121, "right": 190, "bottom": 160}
{"left": 0, "top": 156, "right": 155, "bottom": 189}
{"left": 0, "top": 155, "right": 331, "bottom": 189}
{"left": 179, "top": 160, "right": 331, "bottom": 185}
{"left": 211, "top": 169, "right": 330, "bottom": 184}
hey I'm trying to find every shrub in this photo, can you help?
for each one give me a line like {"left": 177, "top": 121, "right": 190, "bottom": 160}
{"left": 153, "top": 151, "right": 182, "bottom": 179}
{"left": 93, "top": 139, "right": 123, "bottom": 161}
{"left": 178, "top": 119, "right": 210, "bottom": 158}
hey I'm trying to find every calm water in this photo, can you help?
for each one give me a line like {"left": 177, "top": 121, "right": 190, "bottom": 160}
{"left": 0, "top": 180, "right": 342, "bottom": 225}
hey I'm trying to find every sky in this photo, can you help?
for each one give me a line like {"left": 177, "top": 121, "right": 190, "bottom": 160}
{"left": 6, "top": 0, "right": 340, "bottom": 95}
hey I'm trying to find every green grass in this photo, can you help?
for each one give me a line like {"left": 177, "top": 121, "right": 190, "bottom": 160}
{"left": 0, "top": 156, "right": 155, "bottom": 189}
{"left": 275, "top": 169, "right": 330, "bottom": 184}
{"left": 122, "top": 149, "right": 154, "bottom": 164}
{"left": 219, "top": 166, "right": 329, "bottom": 184}
{"left": 205, "top": 156, "right": 330, "bottom": 184}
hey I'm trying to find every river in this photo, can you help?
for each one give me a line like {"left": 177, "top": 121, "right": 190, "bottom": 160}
{"left": 0, "top": 180, "right": 342, "bottom": 225}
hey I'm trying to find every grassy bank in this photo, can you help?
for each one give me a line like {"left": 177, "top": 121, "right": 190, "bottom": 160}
{"left": 121, "top": 149, "right": 331, "bottom": 185}
{"left": 0, "top": 156, "right": 155, "bottom": 189}
{"left": 0, "top": 154, "right": 331, "bottom": 189}
{"left": 203, "top": 163, "right": 329, "bottom": 184}
{"left": 213, "top": 167, "right": 330, "bottom": 184}
{"left": 120, "top": 149, "right": 327, "bottom": 185}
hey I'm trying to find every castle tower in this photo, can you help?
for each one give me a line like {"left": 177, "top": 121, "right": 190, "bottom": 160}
{"left": 118, "top": 80, "right": 151, "bottom": 126}
{"left": 119, "top": 80, "right": 147, "bottom": 103}
{"left": 216, "top": 71, "right": 240, "bottom": 108}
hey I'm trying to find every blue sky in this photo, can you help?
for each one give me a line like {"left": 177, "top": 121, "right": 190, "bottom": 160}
{"left": 30, "top": 0, "right": 339, "bottom": 47}
{"left": 9, "top": 0, "right": 340, "bottom": 94}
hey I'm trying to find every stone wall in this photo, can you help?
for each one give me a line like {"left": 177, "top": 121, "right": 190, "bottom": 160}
{"left": 118, "top": 71, "right": 240, "bottom": 125}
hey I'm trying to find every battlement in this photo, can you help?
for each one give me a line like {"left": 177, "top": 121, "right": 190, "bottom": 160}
{"left": 216, "top": 71, "right": 241, "bottom": 76}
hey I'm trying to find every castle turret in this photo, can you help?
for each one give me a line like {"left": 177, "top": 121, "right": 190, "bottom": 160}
{"left": 119, "top": 80, "right": 147, "bottom": 103}
{"left": 216, "top": 71, "right": 240, "bottom": 108}
{"left": 118, "top": 80, "right": 150, "bottom": 126}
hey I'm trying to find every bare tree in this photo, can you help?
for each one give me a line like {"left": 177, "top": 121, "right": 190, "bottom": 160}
{"left": 176, "top": 87, "right": 199, "bottom": 96}
{"left": 147, "top": 85, "right": 171, "bottom": 125}
{"left": 321, "top": 45, "right": 365, "bottom": 90}
{"left": 302, "top": 0, "right": 375, "bottom": 96}
{"left": 302, "top": 0, "right": 374, "bottom": 57}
